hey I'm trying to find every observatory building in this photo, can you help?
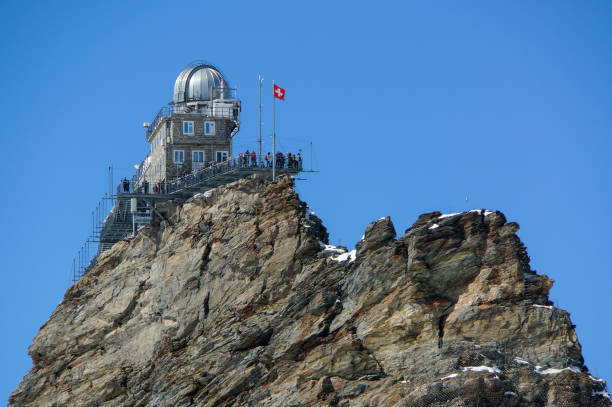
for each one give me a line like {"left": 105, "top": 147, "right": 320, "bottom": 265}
{"left": 73, "top": 62, "right": 303, "bottom": 281}
{"left": 142, "top": 63, "right": 241, "bottom": 185}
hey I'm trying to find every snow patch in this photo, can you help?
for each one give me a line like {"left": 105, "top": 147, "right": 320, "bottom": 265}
{"left": 535, "top": 366, "right": 581, "bottom": 375}
{"left": 462, "top": 366, "right": 501, "bottom": 374}
{"left": 514, "top": 357, "right": 530, "bottom": 365}
{"left": 441, "top": 373, "right": 460, "bottom": 380}
{"left": 320, "top": 242, "right": 345, "bottom": 254}
{"left": 332, "top": 249, "right": 356, "bottom": 263}
{"left": 589, "top": 375, "right": 606, "bottom": 383}
{"left": 531, "top": 304, "right": 554, "bottom": 310}
{"left": 438, "top": 210, "right": 494, "bottom": 219}
{"left": 399, "top": 379, "right": 410, "bottom": 384}
{"left": 429, "top": 223, "right": 440, "bottom": 230}
{"left": 593, "top": 391, "right": 612, "bottom": 402}
{"left": 193, "top": 190, "right": 213, "bottom": 199}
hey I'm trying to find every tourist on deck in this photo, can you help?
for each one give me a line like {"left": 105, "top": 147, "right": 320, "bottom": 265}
{"left": 251, "top": 150, "right": 256, "bottom": 166}
{"left": 265, "top": 152, "right": 271, "bottom": 167}
{"left": 143, "top": 178, "right": 149, "bottom": 194}
{"left": 244, "top": 150, "right": 250, "bottom": 167}
{"left": 122, "top": 178, "right": 130, "bottom": 193}
{"left": 287, "top": 152, "right": 293, "bottom": 169}
{"left": 297, "top": 152, "right": 302, "bottom": 170}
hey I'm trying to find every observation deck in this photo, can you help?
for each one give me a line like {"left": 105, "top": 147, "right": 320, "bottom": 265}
{"left": 98, "top": 158, "right": 302, "bottom": 259}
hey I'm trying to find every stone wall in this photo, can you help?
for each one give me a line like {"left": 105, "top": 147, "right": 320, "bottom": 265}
{"left": 146, "top": 115, "right": 237, "bottom": 183}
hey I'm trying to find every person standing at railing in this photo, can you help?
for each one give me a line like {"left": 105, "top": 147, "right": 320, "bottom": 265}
{"left": 297, "top": 152, "right": 302, "bottom": 170}
{"left": 265, "top": 152, "right": 271, "bottom": 167}
{"left": 288, "top": 152, "right": 294, "bottom": 169}
{"left": 143, "top": 178, "right": 149, "bottom": 194}
{"left": 251, "top": 150, "right": 256, "bottom": 167}
{"left": 122, "top": 178, "right": 130, "bottom": 193}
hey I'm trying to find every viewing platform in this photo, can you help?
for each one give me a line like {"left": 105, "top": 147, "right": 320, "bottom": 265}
{"left": 95, "top": 157, "right": 304, "bottom": 268}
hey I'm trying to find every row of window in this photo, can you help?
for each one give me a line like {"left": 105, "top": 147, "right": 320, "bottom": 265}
{"left": 173, "top": 150, "right": 228, "bottom": 164}
{"left": 183, "top": 121, "right": 216, "bottom": 136}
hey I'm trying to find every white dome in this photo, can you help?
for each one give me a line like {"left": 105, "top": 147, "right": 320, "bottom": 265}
{"left": 173, "top": 64, "right": 231, "bottom": 103}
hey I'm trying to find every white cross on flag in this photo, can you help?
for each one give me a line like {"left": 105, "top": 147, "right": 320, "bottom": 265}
{"left": 273, "top": 84, "right": 286, "bottom": 100}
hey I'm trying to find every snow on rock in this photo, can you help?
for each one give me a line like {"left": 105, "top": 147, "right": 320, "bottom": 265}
{"left": 441, "top": 373, "right": 460, "bottom": 380}
{"left": 593, "top": 390, "right": 612, "bottom": 402}
{"left": 332, "top": 249, "right": 356, "bottom": 263}
{"left": 319, "top": 242, "right": 345, "bottom": 254}
{"left": 438, "top": 212, "right": 461, "bottom": 219}
{"left": 438, "top": 210, "right": 495, "bottom": 219}
{"left": 514, "top": 357, "right": 530, "bottom": 365}
{"left": 462, "top": 366, "right": 501, "bottom": 374}
{"left": 429, "top": 223, "right": 440, "bottom": 230}
{"left": 531, "top": 304, "right": 554, "bottom": 310}
{"left": 535, "top": 366, "right": 581, "bottom": 375}
{"left": 589, "top": 375, "right": 606, "bottom": 383}
{"left": 193, "top": 190, "right": 213, "bottom": 199}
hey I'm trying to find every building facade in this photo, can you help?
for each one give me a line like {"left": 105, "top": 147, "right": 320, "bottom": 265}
{"left": 142, "top": 63, "right": 241, "bottom": 185}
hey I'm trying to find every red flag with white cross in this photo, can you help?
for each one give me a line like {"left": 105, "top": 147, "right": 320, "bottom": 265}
{"left": 273, "top": 84, "right": 286, "bottom": 100}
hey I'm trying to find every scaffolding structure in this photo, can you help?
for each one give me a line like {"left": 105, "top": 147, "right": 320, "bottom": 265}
{"left": 71, "top": 158, "right": 305, "bottom": 283}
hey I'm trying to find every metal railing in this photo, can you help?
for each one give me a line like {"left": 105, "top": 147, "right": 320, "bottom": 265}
{"left": 119, "top": 155, "right": 303, "bottom": 196}
{"left": 72, "top": 153, "right": 303, "bottom": 283}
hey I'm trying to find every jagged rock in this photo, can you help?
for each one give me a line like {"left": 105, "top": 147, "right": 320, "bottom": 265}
{"left": 9, "top": 175, "right": 611, "bottom": 407}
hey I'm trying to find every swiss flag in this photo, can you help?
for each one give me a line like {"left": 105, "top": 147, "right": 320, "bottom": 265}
{"left": 273, "top": 84, "right": 286, "bottom": 100}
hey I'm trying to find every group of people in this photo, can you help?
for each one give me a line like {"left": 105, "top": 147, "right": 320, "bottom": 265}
{"left": 120, "top": 150, "right": 303, "bottom": 196}
{"left": 239, "top": 149, "right": 302, "bottom": 170}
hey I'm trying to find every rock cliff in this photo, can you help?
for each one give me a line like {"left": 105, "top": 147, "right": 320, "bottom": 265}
{"left": 10, "top": 175, "right": 611, "bottom": 406}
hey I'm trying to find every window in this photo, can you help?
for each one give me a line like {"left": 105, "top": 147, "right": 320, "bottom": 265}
{"left": 183, "top": 121, "right": 194, "bottom": 135}
{"left": 204, "top": 121, "right": 216, "bottom": 136}
{"left": 173, "top": 150, "right": 184, "bottom": 164}
{"left": 216, "top": 151, "right": 228, "bottom": 162}
{"left": 192, "top": 151, "right": 205, "bottom": 163}
{"left": 192, "top": 151, "right": 205, "bottom": 170}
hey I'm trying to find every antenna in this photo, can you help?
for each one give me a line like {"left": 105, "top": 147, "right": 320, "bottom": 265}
{"left": 258, "top": 74, "right": 263, "bottom": 165}
{"left": 310, "top": 141, "right": 313, "bottom": 172}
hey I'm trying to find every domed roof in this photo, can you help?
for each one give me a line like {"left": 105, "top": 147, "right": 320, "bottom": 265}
{"left": 173, "top": 63, "right": 231, "bottom": 104}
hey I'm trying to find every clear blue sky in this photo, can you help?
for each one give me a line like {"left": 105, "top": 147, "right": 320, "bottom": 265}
{"left": 1, "top": 1, "right": 611, "bottom": 403}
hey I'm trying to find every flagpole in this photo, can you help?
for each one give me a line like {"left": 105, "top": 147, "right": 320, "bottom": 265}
{"left": 272, "top": 80, "right": 276, "bottom": 182}
{"left": 258, "top": 74, "right": 263, "bottom": 166}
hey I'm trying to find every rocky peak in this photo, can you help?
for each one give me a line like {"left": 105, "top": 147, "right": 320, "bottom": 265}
{"left": 10, "top": 175, "right": 611, "bottom": 406}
